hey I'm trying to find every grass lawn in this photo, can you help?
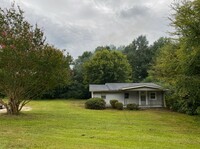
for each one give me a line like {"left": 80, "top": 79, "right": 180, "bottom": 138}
{"left": 0, "top": 100, "right": 200, "bottom": 149}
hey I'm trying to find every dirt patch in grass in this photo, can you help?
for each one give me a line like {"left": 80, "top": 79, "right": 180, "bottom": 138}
{"left": 0, "top": 106, "right": 32, "bottom": 113}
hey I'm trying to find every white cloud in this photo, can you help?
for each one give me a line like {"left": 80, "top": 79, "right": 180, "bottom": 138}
{"left": 0, "top": 0, "right": 174, "bottom": 58}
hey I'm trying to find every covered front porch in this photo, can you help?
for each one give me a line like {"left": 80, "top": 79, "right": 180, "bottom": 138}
{"left": 122, "top": 89, "right": 166, "bottom": 108}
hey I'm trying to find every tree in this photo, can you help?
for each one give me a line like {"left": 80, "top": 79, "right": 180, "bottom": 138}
{"left": 143, "top": 37, "right": 171, "bottom": 82}
{"left": 149, "top": 41, "right": 180, "bottom": 86}
{"left": 67, "top": 51, "right": 93, "bottom": 99}
{"left": 169, "top": 0, "right": 200, "bottom": 114}
{"left": 123, "top": 35, "right": 151, "bottom": 82}
{"left": 95, "top": 46, "right": 111, "bottom": 52}
{"left": 149, "top": 37, "right": 171, "bottom": 59}
{"left": 83, "top": 49, "right": 132, "bottom": 84}
{"left": 149, "top": 40, "right": 200, "bottom": 114}
{"left": 0, "top": 5, "right": 71, "bottom": 115}
{"left": 40, "top": 53, "right": 73, "bottom": 99}
{"left": 149, "top": 0, "right": 200, "bottom": 115}
{"left": 170, "top": 0, "right": 200, "bottom": 47}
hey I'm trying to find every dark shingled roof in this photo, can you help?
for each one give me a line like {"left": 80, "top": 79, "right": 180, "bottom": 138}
{"left": 89, "top": 83, "right": 165, "bottom": 92}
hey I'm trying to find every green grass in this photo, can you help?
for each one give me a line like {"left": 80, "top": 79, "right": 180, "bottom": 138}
{"left": 0, "top": 100, "right": 200, "bottom": 149}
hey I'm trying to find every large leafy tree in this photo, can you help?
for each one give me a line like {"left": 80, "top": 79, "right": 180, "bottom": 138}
{"left": 143, "top": 37, "right": 171, "bottom": 82}
{"left": 170, "top": 0, "right": 200, "bottom": 47}
{"left": 83, "top": 49, "right": 132, "bottom": 84}
{"left": 149, "top": 37, "right": 171, "bottom": 59}
{"left": 0, "top": 6, "right": 71, "bottom": 115}
{"left": 123, "top": 35, "right": 151, "bottom": 82}
{"left": 39, "top": 53, "right": 73, "bottom": 99}
{"left": 67, "top": 51, "right": 93, "bottom": 99}
{"left": 41, "top": 51, "right": 92, "bottom": 99}
{"left": 149, "top": 41, "right": 180, "bottom": 86}
{"left": 170, "top": 0, "right": 200, "bottom": 114}
{"left": 150, "top": 0, "right": 200, "bottom": 115}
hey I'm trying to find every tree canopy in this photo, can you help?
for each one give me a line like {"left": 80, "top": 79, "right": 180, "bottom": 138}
{"left": 83, "top": 49, "right": 132, "bottom": 84}
{"left": 123, "top": 35, "right": 151, "bottom": 82}
{"left": 149, "top": 0, "right": 200, "bottom": 115}
{"left": 66, "top": 51, "right": 93, "bottom": 99}
{"left": 170, "top": 0, "right": 200, "bottom": 47}
{"left": 0, "top": 6, "right": 71, "bottom": 115}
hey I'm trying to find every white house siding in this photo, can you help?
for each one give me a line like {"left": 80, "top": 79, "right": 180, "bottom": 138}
{"left": 93, "top": 92, "right": 124, "bottom": 106}
{"left": 92, "top": 91, "right": 164, "bottom": 107}
{"left": 124, "top": 91, "right": 139, "bottom": 105}
{"left": 92, "top": 92, "right": 139, "bottom": 106}
{"left": 148, "top": 91, "right": 163, "bottom": 107}
{"left": 106, "top": 93, "right": 124, "bottom": 106}
{"left": 92, "top": 93, "right": 101, "bottom": 98}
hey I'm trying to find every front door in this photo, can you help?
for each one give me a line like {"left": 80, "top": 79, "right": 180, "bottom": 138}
{"left": 140, "top": 91, "right": 146, "bottom": 106}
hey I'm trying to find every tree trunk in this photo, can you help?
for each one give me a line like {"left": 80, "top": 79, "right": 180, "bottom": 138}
{"left": 6, "top": 98, "right": 20, "bottom": 115}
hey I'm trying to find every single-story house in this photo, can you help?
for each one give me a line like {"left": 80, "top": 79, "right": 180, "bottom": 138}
{"left": 89, "top": 83, "right": 167, "bottom": 108}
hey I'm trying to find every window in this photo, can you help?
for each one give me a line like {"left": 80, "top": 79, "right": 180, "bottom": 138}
{"left": 124, "top": 93, "right": 129, "bottom": 99}
{"left": 101, "top": 94, "right": 106, "bottom": 99}
{"left": 150, "top": 92, "right": 156, "bottom": 100}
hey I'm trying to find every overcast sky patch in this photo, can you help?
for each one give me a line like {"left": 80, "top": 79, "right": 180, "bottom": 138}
{"left": 1, "top": 0, "right": 174, "bottom": 58}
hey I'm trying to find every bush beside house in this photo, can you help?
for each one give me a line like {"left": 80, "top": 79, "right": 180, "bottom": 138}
{"left": 115, "top": 102, "right": 123, "bottom": 110}
{"left": 85, "top": 98, "right": 106, "bottom": 110}
{"left": 110, "top": 99, "right": 118, "bottom": 109}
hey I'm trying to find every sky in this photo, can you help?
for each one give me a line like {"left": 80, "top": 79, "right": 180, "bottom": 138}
{"left": 0, "top": 0, "right": 174, "bottom": 58}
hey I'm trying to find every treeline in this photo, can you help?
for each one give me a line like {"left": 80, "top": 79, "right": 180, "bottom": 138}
{"left": 41, "top": 35, "right": 169, "bottom": 99}
{"left": 41, "top": 0, "right": 200, "bottom": 115}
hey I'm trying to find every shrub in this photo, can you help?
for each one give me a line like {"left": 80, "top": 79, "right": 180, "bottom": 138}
{"left": 115, "top": 102, "right": 123, "bottom": 110}
{"left": 165, "top": 94, "right": 200, "bottom": 115}
{"left": 165, "top": 95, "right": 183, "bottom": 111}
{"left": 110, "top": 99, "right": 118, "bottom": 109}
{"left": 127, "top": 103, "right": 139, "bottom": 110}
{"left": 85, "top": 98, "right": 106, "bottom": 110}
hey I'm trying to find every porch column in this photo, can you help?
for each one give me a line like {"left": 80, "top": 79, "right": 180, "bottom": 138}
{"left": 139, "top": 91, "right": 141, "bottom": 105}
{"left": 91, "top": 92, "right": 94, "bottom": 98}
{"left": 163, "top": 92, "right": 166, "bottom": 107}
{"left": 146, "top": 91, "right": 148, "bottom": 105}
